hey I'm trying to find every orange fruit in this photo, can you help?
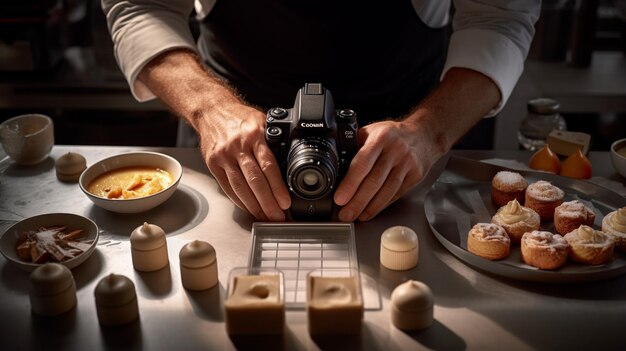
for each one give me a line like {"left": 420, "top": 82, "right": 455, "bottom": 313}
{"left": 560, "top": 149, "right": 592, "bottom": 179}
{"left": 529, "top": 145, "right": 561, "bottom": 174}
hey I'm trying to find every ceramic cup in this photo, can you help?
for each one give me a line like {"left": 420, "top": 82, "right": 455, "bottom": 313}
{"left": 611, "top": 138, "right": 626, "bottom": 178}
{"left": 0, "top": 114, "right": 54, "bottom": 165}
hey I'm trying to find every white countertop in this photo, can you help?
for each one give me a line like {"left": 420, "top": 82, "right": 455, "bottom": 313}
{"left": 0, "top": 145, "right": 625, "bottom": 351}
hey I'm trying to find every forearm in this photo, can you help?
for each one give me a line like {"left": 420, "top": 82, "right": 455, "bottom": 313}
{"left": 138, "top": 48, "right": 290, "bottom": 220}
{"left": 335, "top": 68, "right": 500, "bottom": 221}
{"left": 137, "top": 49, "right": 243, "bottom": 131}
{"left": 102, "top": 0, "right": 198, "bottom": 101}
{"left": 404, "top": 67, "right": 501, "bottom": 156}
{"left": 446, "top": 0, "right": 540, "bottom": 115}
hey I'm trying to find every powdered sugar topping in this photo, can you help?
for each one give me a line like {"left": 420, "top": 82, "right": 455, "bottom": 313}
{"left": 492, "top": 171, "right": 527, "bottom": 192}
{"left": 555, "top": 200, "right": 593, "bottom": 219}
{"left": 526, "top": 181, "right": 565, "bottom": 202}
{"left": 470, "top": 223, "right": 510, "bottom": 243}
{"left": 522, "top": 230, "right": 569, "bottom": 249}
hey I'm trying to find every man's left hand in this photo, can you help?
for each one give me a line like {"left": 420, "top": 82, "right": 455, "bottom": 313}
{"left": 333, "top": 120, "right": 436, "bottom": 222}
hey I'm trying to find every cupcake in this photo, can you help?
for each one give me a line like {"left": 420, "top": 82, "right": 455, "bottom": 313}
{"left": 491, "top": 171, "right": 528, "bottom": 207}
{"left": 602, "top": 207, "right": 626, "bottom": 252}
{"left": 563, "top": 225, "right": 614, "bottom": 265}
{"left": 521, "top": 230, "right": 569, "bottom": 270}
{"left": 524, "top": 180, "right": 565, "bottom": 221}
{"left": 467, "top": 223, "right": 511, "bottom": 261}
{"left": 554, "top": 200, "right": 596, "bottom": 235}
{"left": 491, "top": 199, "right": 540, "bottom": 244}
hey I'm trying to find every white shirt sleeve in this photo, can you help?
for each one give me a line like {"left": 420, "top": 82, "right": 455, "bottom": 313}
{"left": 102, "top": 0, "right": 202, "bottom": 101}
{"left": 442, "top": 0, "right": 541, "bottom": 116}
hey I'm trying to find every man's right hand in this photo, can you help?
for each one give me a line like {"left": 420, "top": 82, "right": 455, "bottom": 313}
{"left": 198, "top": 101, "right": 291, "bottom": 221}
{"left": 138, "top": 49, "right": 290, "bottom": 221}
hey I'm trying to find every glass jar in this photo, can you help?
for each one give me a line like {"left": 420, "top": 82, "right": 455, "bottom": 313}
{"left": 518, "top": 98, "right": 567, "bottom": 151}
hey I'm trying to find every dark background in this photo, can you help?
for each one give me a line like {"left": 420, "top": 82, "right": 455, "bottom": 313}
{"left": 1, "top": 0, "right": 625, "bottom": 149}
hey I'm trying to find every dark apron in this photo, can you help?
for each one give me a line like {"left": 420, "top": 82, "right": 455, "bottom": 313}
{"left": 198, "top": 0, "right": 450, "bottom": 123}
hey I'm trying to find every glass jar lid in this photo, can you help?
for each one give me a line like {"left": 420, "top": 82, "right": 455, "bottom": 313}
{"left": 527, "top": 98, "right": 560, "bottom": 114}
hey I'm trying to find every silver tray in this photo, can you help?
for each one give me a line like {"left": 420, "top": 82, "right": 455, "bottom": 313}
{"left": 424, "top": 156, "right": 626, "bottom": 283}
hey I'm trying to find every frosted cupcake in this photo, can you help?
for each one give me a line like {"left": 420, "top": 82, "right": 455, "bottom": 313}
{"left": 564, "top": 225, "right": 614, "bottom": 265}
{"left": 521, "top": 231, "right": 569, "bottom": 270}
{"left": 602, "top": 207, "right": 626, "bottom": 252}
{"left": 467, "top": 223, "right": 511, "bottom": 261}
{"left": 491, "top": 171, "right": 528, "bottom": 207}
{"left": 554, "top": 200, "right": 596, "bottom": 235}
{"left": 491, "top": 199, "right": 540, "bottom": 244}
{"left": 525, "top": 180, "right": 565, "bottom": 221}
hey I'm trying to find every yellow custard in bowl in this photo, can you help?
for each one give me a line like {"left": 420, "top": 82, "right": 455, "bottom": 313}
{"left": 87, "top": 166, "right": 173, "bottom": 200}
{"left": 79, "top": 151, "right": 182, "bottom": 213}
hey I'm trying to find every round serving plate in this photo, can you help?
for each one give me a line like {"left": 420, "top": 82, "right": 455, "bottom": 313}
{"left": 424, "top": 156, "right": 626, "bottom": 283}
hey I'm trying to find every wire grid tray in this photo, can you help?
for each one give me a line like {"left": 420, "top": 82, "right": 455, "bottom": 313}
{"left": 249, "top": 222, "right": 358, "bottom": 309}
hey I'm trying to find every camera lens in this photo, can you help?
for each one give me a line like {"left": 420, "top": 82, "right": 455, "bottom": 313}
{"left": 302, "top": 171, "right": 319, "bottom": 186}
{"left": 286, "top": 138, "right": 338, "bottom": 200}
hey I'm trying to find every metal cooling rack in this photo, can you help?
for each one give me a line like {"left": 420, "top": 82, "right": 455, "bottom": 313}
{"left": 248, "top": 223, "right": 358, "bottom": 309}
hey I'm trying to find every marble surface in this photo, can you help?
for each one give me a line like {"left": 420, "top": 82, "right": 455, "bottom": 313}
{"left": 0, "top": 145, "right": 625, "bottom": 351}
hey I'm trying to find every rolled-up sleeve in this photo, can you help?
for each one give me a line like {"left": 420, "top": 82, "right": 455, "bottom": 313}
{"left": 443, "top": 0, "right": 540, "bottom": 116}
{"left": 102, "top": 0, "right": 199, "bottom": 101}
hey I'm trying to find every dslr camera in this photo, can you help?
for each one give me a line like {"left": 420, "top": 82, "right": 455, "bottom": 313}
{"left": 265, "top": 83, "right": 358, "bottom": 221}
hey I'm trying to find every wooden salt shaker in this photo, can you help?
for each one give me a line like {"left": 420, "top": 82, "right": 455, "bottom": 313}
{"left": 55, "top": 152, "right": 87, "bottom": 182}
{"left": 380, "top": 226, "right": 419, "bottom": 271}
{"left": 94, "top": 273, "right": 139, "bottom": 326}
{"left": 390, "top": 280, "right": 434, "bottom": 330}
{"left": 130, "top": 222, "right": 168, "bottom": 272}
{"left": 179, "top": 240, "right": 218, "bottom": 291}
{"left": 29, "top": 263, "right": 77, "bottom": 316}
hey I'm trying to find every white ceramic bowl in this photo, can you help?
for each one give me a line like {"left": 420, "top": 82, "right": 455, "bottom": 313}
{"left": 611, "top": 138, "right": 626, "bottom": 178}
{"left": 79, "top": 151, "right": 183, "bottom": 213}
{"left": 0, "top": 113, "right": 54, "bottom": 165}
{"left": 0, "top": 213, "right": 99, "bottom": 272}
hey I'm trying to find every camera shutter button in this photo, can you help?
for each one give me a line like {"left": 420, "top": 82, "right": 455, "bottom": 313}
{"left": 266, "top": 126, "right": 282, "bottom": 138}
{"left": 269, "top": 108, "right": 288, "bottom": 119}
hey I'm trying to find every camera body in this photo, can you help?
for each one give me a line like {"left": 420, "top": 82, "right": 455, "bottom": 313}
{"left": 265, "top": 83, "right": 358, "bottom": 221}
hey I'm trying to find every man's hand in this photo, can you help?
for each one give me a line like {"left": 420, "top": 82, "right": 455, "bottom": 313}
{"left": 333, "top": 120, "right": 436, "bottom": 222}
{"left": 334, "top": 67, "right": 501, "bottom": 222}
{"left": 138, "top": 49, "right": 290, "bottom": 221}
{"left": 197, "top": 102, "right": 291, "bottom": 221}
